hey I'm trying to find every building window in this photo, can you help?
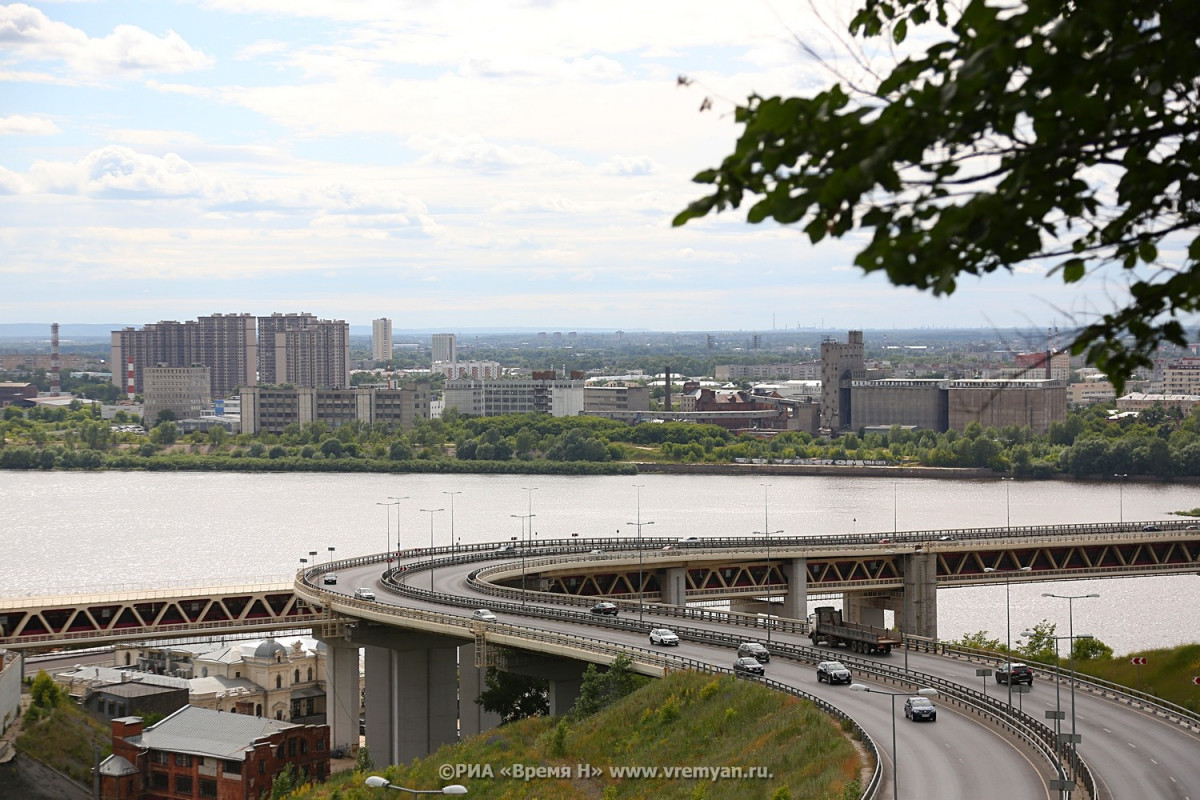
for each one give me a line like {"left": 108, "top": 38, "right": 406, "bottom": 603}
{"left": 151, "top": 751, "right": 169, "bottom": 765}
{"left": 175, "top": 753, "right": 191, "bottom": 767}
{"left": 224, "top": 760, "right": 242, "bottom": 775}
{"left": 276, "top": 675, "right": 282, "bottom": 689}
{"left": 288, "top": 738, "right": 297, "bottom": 756}
{"left": 199, "top": 778, "right": 217, "bottom": 798}
{"left": 307, "top": 667, "right": 313, "bottom": 681}
{"left": 149, "top": 772, "right": 168, "bottom": 790}
{"left": 294, "top": 669, "right": 300, "bottom": 684}
{"left": 174, "top": 775, "right": 193, "bottom": 794}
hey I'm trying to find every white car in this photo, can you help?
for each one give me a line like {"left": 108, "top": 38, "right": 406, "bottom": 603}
{"left": 353, "top": 587, "right": 376, "bottom": 601}
{"left": 649, "top": 628, "right": 680, "bottom": 646}
{"left": 470, "top": 609, "right": 497, "bottom": 622}
{"left": 322, "top": 573, "right": 338, "bottom": 585}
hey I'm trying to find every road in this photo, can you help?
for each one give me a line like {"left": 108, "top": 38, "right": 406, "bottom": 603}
{"left": 328, "top": 558, "right": 1054, "bottom": 800}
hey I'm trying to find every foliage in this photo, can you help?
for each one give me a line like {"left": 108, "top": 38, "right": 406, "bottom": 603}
{"left": 1072, "top": 636, "right": 1114, "bottom": 662}
{"left": 477, "top": 666, "right": 550, "bottom": 723}
{"left": 354, "top": 743, "right": 374, "bottom": 773}
{"left": 675, "top": 0, "right": 1200, "bottom": 392}
{"left": 29, "top": 670, "right": 64, "bottom": 711}
{"left": 953, "top": 630, "right": 1004, "bottom": 652}
{"left": 268, "top": 763, "right": 300, "bottom": 799}
{"left": 1016, "top": 620, "right": 1060, "bottom": 664}
{"left": 570, "top": 653, "right": 647, "bottom": 719}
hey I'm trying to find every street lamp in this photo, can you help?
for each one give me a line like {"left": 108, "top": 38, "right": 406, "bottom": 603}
{"left": 628, "top": 484, "right": 654, "bottom": 623}
{"left": 509, "top": 512, "right": 535, "bottom": 605}
{"left": 327, "top": 546, "right": 336, "bottom": 565}
{"left": 364, "top": 775, "right": 467, "bottom": 794}
{"left": 1022, "top": 627, "right": 1092, "bottom": 796}
{"left": 849, "top": 684, "right": 938, "bottom": 800}
{"left": 1001, "top": 477, "right": 1013, "bottom": 531}
{"left": 756, "top": 484, "right": 784, "bottom": 642}
{"left": 421, "top": 508, "right": 444, "bottom": 590}
{"left": 378, "top": 497, "right": 406, "bottom": 560}
{"left": 983, "top": 564, "right": 1033, "bottom": 712}
{"left": 443, "top": 491, "right": 462, "bottom": 556}
{"left": 1114, "top": 474, "right": 1128, "bottom": 524}
{"left": 1042, "top": 591, "right": 1099, "bottom": 784}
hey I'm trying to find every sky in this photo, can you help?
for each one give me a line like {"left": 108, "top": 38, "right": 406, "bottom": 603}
{"left": 0, "top": 1, "right": 1136, "bottom": 334}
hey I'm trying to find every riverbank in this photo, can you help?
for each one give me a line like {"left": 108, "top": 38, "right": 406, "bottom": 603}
{"left": 634, "top": 461, "right": 992, "bottom": 479}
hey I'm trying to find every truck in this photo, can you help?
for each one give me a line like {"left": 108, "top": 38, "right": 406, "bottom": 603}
{"left": 808, "top": 606, "right": 902, "bottom": 655}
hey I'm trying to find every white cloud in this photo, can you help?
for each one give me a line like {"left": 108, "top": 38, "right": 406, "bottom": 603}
{"left": 0, "top": 113, "right": 59, "bottom": 135}
{"left": 0, "top": 4, "right": 211, "bottom": 79}
{"left": 598, "top": 155, "right": 659, "bottom": 176}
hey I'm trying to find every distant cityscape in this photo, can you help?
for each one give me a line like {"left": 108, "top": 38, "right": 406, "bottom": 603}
{"left": 5, "top": 315, "right": 1200, "bottom": 439}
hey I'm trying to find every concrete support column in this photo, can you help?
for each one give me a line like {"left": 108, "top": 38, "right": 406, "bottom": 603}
{"left": 659, "top": 567, "right": 688, "bottom": 606}
{"left": 459, "top": 642, "right": 502, "bottom": 738}
{"left": 843, "top": 593, "right": 886, "bottom": 627}
{"left": 903, "top": 551, "right": 938, "bottom": 638}
{"left": 315, "top": 635, "right": 360, "bottom": 754}
{"left": 548, "top": 677, "right": 583, "bottom": 717}
{"left": 360, "top": 634, "right": 459, "bottom": 767}
{"left": 779, "top": 557, "right": 807, "bottom": 622}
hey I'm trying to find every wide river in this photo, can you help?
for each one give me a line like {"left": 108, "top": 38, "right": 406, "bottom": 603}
{"left": 3, "top": 470, "right": 1198, "bottom": 654}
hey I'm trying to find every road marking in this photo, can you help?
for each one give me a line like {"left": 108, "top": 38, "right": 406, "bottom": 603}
{"left": 1102, "top": 727, "right": 1112, "bottom": 733}
{"left": 1151, "top": 758, "right": 1158, "bottom": 765}
{"left": 1127, "top": 742, "right": 1137, "bottom": 749}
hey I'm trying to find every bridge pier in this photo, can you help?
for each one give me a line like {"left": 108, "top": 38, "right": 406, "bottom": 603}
{"left": 353, "top": 627, "right": 460, "bottom": 767}
{"left": 498, "top": 650, "right": 588, "bottom": 717}
{"left": 902, "top": 551, "right": 938, "bottom": 638}
{"left": 843, "top": 594, "right": 886, "bottom": 627}
{"left": 314, "top": 631, "right": 361, "bottom": 754}
{"left": 780, "top": 557, "right": 807, "bottom": 621}
{"left": 459, "top": 642, "right": 503, "bottom": 737}
{"left": 659, "top": 567, "right": 688, "bottom": 606}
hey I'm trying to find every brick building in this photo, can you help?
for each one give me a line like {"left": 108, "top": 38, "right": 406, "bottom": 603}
{"left": 99, "top": 706, "right": 329, "bottom": 800}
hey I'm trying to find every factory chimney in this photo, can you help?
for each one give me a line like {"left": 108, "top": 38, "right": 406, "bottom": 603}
{"left": 664, "top": 365, "right": 671, "bottom": 412}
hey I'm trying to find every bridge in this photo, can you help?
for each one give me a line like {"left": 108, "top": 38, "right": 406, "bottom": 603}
{"left": 3, "top": 521, "right": 1199, "bottom": 800}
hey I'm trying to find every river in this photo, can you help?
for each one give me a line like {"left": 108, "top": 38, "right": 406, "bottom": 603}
{"left": 3, "top": 470, "right": 1197, "bottom": 653}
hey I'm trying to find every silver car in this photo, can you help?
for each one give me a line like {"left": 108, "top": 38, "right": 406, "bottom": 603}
{"left": 649, "top": 628, "right": 680, "bottom": 646}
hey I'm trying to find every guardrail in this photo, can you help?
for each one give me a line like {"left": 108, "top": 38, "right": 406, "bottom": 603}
{"left": 917, "top": 637, "right": 1200, "bottom": 733}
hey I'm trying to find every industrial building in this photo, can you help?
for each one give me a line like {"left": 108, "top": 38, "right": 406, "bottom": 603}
{"left": 442, "top": 374, "right": 584, "bottom": 417}
{"left": 141, "top": 366, "right": 212, "bottom": 428}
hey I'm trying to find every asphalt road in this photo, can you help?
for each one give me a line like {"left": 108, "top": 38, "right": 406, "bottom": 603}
{"left": 328, "top": 559, "right": 1055, "bottom": 800}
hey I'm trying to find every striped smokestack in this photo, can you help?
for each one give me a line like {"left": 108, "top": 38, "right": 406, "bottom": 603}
{"left": 50, "top": 322, "right": 60, "bottom": 397}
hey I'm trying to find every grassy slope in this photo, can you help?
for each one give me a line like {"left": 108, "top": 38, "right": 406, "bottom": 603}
{"left": 1072, "top": 643, "right": 1200, "bottom": 711}
{"left": 16, "top": 703, "right": 112, "bottom": 785}
{"left": 287, "top": 671, "right": 863, "bottom": 800}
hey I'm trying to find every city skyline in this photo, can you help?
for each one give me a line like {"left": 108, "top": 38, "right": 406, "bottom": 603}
{"left": 2, "top": 2, "right": 1135, "bottom": 334}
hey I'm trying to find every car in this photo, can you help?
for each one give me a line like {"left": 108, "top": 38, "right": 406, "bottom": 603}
{"left": 353, "top": 587, "right": 376, "bottom": 601}
{"left": 733, "top": 656, "right": 765, "bottom": 676}
{"left": 588, "top": 548, "right": 604, "bottom": 554}
{"left": 878, "top": 538, "right": 892, "bottom": 544}
{"left": 470, "top": 609, "right": 497, "bottom": 622}
{"left": 678, "top": 536, "right": 701, "bottom": 544}
{"left": 661, "top": 544, "right": 677, "bottom": 551}
{"left": 649, "top": 628, "right": 679, "bottom": 646}
{"left": 1186, "top": 524, "right": 1200, "bottom": 530}
{"left": 496, "top": 544, "right": 517, "bottom": 553}
{"left": 937, "top": 535, "right": 956, "bottom": 542}
{"left": 816, "top": 661, "right": 852, "bottom": 685}
{"left": 322, "top": 573, "right": 338, "bottom": 585}
{"left": 904, "top": 696, "right": 937, "bottom": 722}
{"left": 995, "top": 662, "right": 1034, "bottom": 685}
{"left": 737, "top": 642, "right": 770, "bottom": 663}
{"left": 590, "top": 601, "right": 619, "bottom": 616}
{"left": 1142, "top": 525, "right": 1161, "bottom": 531}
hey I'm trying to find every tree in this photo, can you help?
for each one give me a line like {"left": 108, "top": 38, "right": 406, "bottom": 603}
{"left": 1017, "top": 620, "right": 1059, "bottom": 664}
{"left": 570, "top": 653, "right": 646, "bottom": 719}
{"left": 267, "top": 763, "right": 299, "bottom": 799}
{"left": 674, "top": 0, "right": 1200, "bottom": 391}
{"left": 476, "top": 666, "right": 549, "bottom": 723}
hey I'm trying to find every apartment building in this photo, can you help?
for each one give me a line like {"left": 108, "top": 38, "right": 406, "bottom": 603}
{"left": 372, "top": 318, "right": 393, "bottom": 362}
{"left": 431, "top": 333, "right": 456, "bottom": 365}
{"left": 442, "top": 376, "right": 584, "bottom": 417}
{"left": 240, "top": 384, "right": 430, "bottom": 435}
{"left": 258, "top": 313, "right": 350, "bottom": 389}
{"left": 110, "top": 314, "right": 257, "bottom": 398}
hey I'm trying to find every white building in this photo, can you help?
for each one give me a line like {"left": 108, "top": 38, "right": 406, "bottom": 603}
{"left": 372, "top": 318, "right": 393, "bottom": 362}
{"left": 442, "top": 377, "right": 584, "bottom": 417}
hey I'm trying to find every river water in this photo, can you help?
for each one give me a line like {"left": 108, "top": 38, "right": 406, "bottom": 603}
{"left": 3, "top": 470, "right": 1198, "bottom": 654}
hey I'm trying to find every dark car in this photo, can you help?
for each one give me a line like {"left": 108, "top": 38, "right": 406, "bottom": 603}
{"left": 995, "top": 662, "right": 1034, "bottom": 685}
{"left": 733, "top": 656, "right": 765, "bottom": 676}
{"left": 904, "top": 696, "right": 937, "bottom": 722}
{"left": 590, "top": 601, "right": 619, "bottom": 616}
{"left": 737, "top": 642, "right": 771, "bottom": 663}
{"left": 816, "top": 661, "right": 852, "bottom": 685}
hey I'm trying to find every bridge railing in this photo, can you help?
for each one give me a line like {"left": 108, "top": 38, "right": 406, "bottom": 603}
{"left": 376, "top": 548, "right": 1086, "bottom": 799}
{"left": 915, "top": 637, "right": 1200, "bottom": 732}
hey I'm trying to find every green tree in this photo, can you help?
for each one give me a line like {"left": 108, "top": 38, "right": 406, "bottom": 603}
{"left": 674, "top": 0, "right": 1200, "bottom": 391}
{"left": 570, "top": 653, "right": 646, "bottom": 719}
{"left": 267, "top": 763, "right": 298, "bottom": 799}
{"left": 1072, "top": 636, "right": 1114, "bottom": 662}
{"left": 476, "top": 666, "right": 550, "bottom": 723}
{"left": 355, "top": 744, "right": 374, "bottom": 773}
{"left": 1017, "top": 620, "right": 1059, "bottom": 664}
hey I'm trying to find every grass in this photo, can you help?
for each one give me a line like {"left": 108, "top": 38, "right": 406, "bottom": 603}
{"left": 282, "top": 671, "right": 863, "bottom": 800}
{"left": 16, "top": 702, "right": 113, "bottom": 784}
{"left": 1071, "top": 643, "right": 1200, "bottom": 711}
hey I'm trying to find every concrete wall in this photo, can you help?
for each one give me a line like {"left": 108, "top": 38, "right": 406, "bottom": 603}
{"left": 0, "top": 651, "right": 21, "bottom": 737}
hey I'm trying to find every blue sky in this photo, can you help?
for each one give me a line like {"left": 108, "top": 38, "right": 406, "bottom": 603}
{"left": 0, "top": 1, "right": 1132, "bottom": 333}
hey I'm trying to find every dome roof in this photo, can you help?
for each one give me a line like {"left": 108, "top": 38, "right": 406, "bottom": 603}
{"left": 253, "top": 639, "right": 287, "bottom": 659}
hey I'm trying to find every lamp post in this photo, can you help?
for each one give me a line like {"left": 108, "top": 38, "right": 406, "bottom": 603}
{"left": 893, "top": 482, "right": 898, "bottom": 534}
{"left": 628, "top": 484, "right": 654, "bottom": 622}
{"left": 421, "top": 508, "right": 444, "bottom": 590}
{"left": 1001, "top": 477, "right": 1013, "bottom": 531}
{"left": 327, "top": 546, "right": 336, "bottom": 565}
{"left": 1114, "top": 474, "right": 1128, "bottom": 524}
{"left": 849, "top": 684, "right": 939, "bottom": 800}
{"left": 755, "top": 484, "right": 784, "bottom": 642}
{"left": 443, "top": 491, "right": 462, "bottom": 556}
{"left": 1042, "top": 591, "right": 1099, "bottom": 785}
{"left": 388, "top": 495, "right": 408, "bottom": 556}
{"left": 983, "top": 564, "right": 1032, "bottom": 712}
{"left": 364, "top": 775, "right": 467, "bottom": 794}
{"left": 510, "top": 512, "right": 535, "bottom": 606}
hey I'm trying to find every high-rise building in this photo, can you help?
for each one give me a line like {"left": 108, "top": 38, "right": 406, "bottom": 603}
{"left": 110, "top": 314, "right": 256, "bottom": 398}
{"left": 372, "top": 318, "right": 393, "bottom": 362}
{"left": 258, "top": 313, "right": 350, "bottom": 389}
{"left": 820, "top": 330, "right": 865, "bottom": 431}
{"left": 142, "top": 366, "right": 212, "bottom": 427}
{"left": 431, "top": 333, "right": 456, "bottom": 365}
